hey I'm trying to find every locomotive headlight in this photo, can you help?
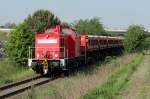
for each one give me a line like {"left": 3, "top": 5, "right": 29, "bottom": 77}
{"left": 37, "top": 52, "right": 40, "bottom": 59}
{"left": 54, "top": 53, "right": 58, "bottom": 58}
{"left": 54, "top": 52, "right": 58, "bottom": 58}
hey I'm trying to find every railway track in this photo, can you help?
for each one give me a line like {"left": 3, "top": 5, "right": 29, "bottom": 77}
{"left": 0, "top": 74, "right": 55, "bottom": 98}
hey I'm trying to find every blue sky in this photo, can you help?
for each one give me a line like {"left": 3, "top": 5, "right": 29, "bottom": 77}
{"left": 0, "top": 0, "right": 150, "bottom": 29}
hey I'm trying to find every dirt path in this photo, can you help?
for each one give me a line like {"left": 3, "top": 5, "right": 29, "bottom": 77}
{"left": 118, "top": 55, "right": 150, "bottom": 99}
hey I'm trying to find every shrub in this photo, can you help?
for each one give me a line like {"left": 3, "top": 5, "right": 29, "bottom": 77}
{"left": 6, "top": 22, "right": 34, "bottom": 66}
{"left": 124, "top": 25, "right": 147, "bottom": 53}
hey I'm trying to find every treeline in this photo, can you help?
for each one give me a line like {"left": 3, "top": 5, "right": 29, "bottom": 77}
{"left": 5, "top": 9, "right": 148, "bottom": 66}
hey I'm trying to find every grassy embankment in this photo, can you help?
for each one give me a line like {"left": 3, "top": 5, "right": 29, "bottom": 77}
{"left": 0, "top": 31, "right": 34, "bottom": 86}
{"left": 0, "top": 59, "right": 34, "bottom": 85}
{"left": 117, "top": 53, "right": 150, "bottom": 99}
{"left": 23, "top": 53, "right": 138, "bottom": 99}
{"left": 81, "top": 53, "right": 144, "bottom": 99}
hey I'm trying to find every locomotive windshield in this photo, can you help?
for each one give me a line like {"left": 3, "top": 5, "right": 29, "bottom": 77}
{"left": 62, "top": 29, "right": 73, "bottom": 35}
{"left": 46, "top": 28, "right": 54, "bottom": 33}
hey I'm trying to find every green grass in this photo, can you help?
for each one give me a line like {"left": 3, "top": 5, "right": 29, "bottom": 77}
{"left": 0, "top": 59, "right": 34, "bottom": 86}
{"left": 26, "top": 85, "right": 61, "bottom": 99}
{"left": 81, "top": 53, "right": 144, "bottom": 99}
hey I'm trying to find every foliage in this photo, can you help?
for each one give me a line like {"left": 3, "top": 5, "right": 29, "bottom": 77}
{"left": 6, "top": 22, "right": 34, "bottom": 66}
{"left": 0, "top": 31, "right": 8, "bottom": 58}
{"left": 144, "top": 37, "right": 150, "bottom": 50}
{"left": 25, "top": 9, "right": 61, "bottom": 34}
{"left": 82, "top": 53, "right": 144, "bottom": 99}
{"left": 73, "top": 17, "right": 106, "bottom": 35}
{"left": 124, "top": 25, "right": 147, "bottom": 53}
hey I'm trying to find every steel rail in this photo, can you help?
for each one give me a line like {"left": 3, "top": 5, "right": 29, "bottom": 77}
{"left": 0, "top": 74, "right": 41, "bottom": 91}
{"left": 0, "top": 74, "right": 56, "bottom": 98}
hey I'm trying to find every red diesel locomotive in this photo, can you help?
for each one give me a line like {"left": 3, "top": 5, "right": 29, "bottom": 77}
{"left": 28, "top": 25, "right": 123, "bottom": 75}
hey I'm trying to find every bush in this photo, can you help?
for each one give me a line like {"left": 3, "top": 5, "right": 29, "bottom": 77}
{"left": 124, "top": 25, "right": 147, "bottom": 53}
{"left": 73, "top": 17, "right": 106, "bottom": 35}
{"left": 6, "top": 23, "right": 34, "bottom": 66}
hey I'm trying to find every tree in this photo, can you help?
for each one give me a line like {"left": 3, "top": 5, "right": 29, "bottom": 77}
{"left": 73, "top": 17, "right": 106, "bottom": 35}
{"left": 124, "top": 25, "right": 147, "bottom": 53}
{"left": 6, "top": 23, "right": 34, "bottom": 66}
{"left": 24, "top": 9, "right": 61, "bottom": 34}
